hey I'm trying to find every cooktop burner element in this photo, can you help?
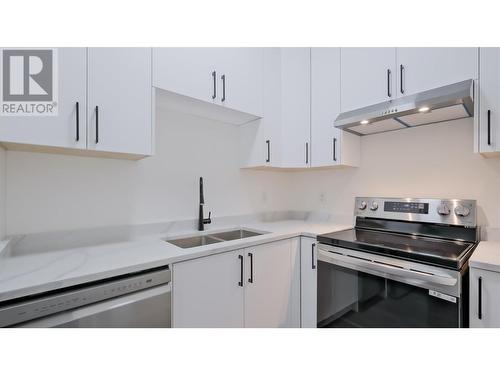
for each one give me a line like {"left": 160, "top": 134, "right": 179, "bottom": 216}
{"left": 317, "top": 197, "right": 479, "bottom": 270}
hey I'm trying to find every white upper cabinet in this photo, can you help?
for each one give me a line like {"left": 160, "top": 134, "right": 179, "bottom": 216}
{"left": 311, "top": 48, "right": 360, "bottom": 167}
{"left": 153, "top": 48, "right": 223, "bottom": 105}
{"left": 396, "top": 48, "right": 478, "bottom": 97}
{"left": 87, "top": 48, "right": 152, "bottom": 156}
{"left": 218, "top": 48, "right": 264, "bottom": 117}
{"left": 0, "top": 48, "right": 87, "bottom": 150}
{"left": 478, "top": 48, "right": 500, "bottom": 154}
{"left": 239, "top": 48, "right": 282, "bottom": 168}
{"left": 280, "top": 48, "right": 311, "bottom": 168}
{"left": 340, "top": 48, "right": 397, "bottom": 112}
{"left": 153, "top": 48, "right": 263, "bottom": 123}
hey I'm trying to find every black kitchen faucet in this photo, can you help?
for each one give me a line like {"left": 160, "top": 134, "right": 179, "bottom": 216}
{"left": 198, "top": 177, "right": 212, "bottom": 231}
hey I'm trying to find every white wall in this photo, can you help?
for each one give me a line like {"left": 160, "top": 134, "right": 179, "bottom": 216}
{"left": 287, "top": 118, "right": 500, "bottom": 229}
{"left": 5, "top": 115, "right": 500, "bottom": 235}
{"left": 5, "top": 108, "right": 292, "bottom": 235}
{"left": 0, "top": 147, "right": 5, "bottom": 239}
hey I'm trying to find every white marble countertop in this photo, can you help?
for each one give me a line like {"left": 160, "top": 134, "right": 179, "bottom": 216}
{"left": 469, "top": 241, "right": 500, "bottom": 273}
{"left": 0, "top": 215, "right": 351, "bottom": 303}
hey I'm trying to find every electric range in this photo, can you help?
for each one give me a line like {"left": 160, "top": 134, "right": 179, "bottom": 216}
{"left": 316, "top": 197, "right": 479, "bottom": 328}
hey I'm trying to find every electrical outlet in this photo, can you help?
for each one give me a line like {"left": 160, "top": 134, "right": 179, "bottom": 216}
{"left": 319, "top": 193, "right": 326, "bottom": 203}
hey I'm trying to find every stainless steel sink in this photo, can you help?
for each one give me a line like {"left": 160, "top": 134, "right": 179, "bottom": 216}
{"left": 210, "top": 229, "right": 262, "bottom": 241}
{"left": 166, "top": 229, "right": 264, "bottom": 249}
{"left": 166, "top": 235, "right": 223, "bottom": 249}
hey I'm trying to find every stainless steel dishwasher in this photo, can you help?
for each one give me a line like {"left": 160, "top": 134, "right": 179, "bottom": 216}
{"left": 0, "top": 266, "right": 171, "bottom": 328}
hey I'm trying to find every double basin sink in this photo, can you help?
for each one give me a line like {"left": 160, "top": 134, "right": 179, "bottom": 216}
{"left": 166, "top": 229, "right": 264, "bottom": 249}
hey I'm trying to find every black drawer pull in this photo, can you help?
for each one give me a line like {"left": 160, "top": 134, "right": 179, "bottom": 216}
{"left": 212, "top": 71, "right": 217, "bottom": 100}
{"left": 478, "top": 276, "right": 482, "bottom": 320}
{"left": 488, "top": 110, "right": 491, "bottom": 146}
{"left": 95, "top": 106, "right": 99, "bottom": 144}
{"left": 266, "top": 140, "right": 270, "bottom": 163}
{"left": 248, "top": 252, "right": 254, "bottom": 283}
{"left": 312, "top": 243, "right": 316, "bottom": 270}
{"left": 75, "top": 102, "right": 80, "bottom": 142}
{"left": 238, "top": 255, "right": 244, "bottom": 287}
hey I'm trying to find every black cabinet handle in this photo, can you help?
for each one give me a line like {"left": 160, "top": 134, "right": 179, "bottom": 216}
{"left": 238, "top": 254, "right": 244, "bottom": 287}
{"left": 333, "top": 138, "right": 337, "bottom": 162}
{"left": 400, "top": 64, "right": 405, "bottom": 94}
{"left": 478, "top": 276, "right": 482, "bottom": 320}
{"left": 221, "top": 74, "right": 226, "bottom": 102}
{"left": 387, "top": 69, "right": 392, "bottom": 98}
{"left": 305, "top": 142, "right": 309, "bottom": 164}
{"left": 248, "top": 252, "right": 254, "bottom": 283}
{"left": 75, "top": 102, "right": 80, "bottom": 142}
{"left": 95, "top": 106, "right": 99, "bottom": 144}
{"left": 266, "top": 140, "right": 271, "bottom": 163}
{"left": 488, "top": 110, "right": 491, "bottom": 146}
{"left": 312, "top": 243, "right": 316, "bottom": 270}
{"left": 212, "top": 71, "right": 217, "bottom": 99}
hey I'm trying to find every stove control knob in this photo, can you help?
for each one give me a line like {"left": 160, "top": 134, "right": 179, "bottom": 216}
{"left": 370, "top": 202, "right": 379, "bottom": 211}
{"left": 454, "top": 205, "right": 470, "bottom": 217}
{"left": 437, "top": 203, "right": 451, "bottom": 216}
{"left": 358, "top": 201, "right": 367, "bottom": 210}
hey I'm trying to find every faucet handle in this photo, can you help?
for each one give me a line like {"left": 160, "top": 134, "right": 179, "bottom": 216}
{"left": 208, "top": 211, "right": 211, "bottom": 220}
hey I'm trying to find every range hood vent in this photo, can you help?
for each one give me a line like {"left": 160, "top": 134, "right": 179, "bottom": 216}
{"left": 334, "top": 80, "right": 474, "bottom": 136}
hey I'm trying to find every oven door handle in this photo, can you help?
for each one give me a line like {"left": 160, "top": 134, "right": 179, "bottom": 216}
{"left": 318, "top": 250, "right": 458, "bottom": 287}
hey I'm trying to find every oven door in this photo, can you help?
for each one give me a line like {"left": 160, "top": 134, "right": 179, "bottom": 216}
{"left": 317, "top": 244, "right": 465, "bottom": 328}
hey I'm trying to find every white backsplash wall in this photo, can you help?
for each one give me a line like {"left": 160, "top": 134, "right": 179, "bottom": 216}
{"left": 288, "top": 118, "right": 500, "bottom": 229}
{"left": 0, "top": 147, "right": 5, "bottom": 239}
{"left": 5, "top": 108, "right": 292, "bottom": 235}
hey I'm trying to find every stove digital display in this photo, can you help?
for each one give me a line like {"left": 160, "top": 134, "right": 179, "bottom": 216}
{"left": 384, "top": 201, "right": 429, "bottom": 214}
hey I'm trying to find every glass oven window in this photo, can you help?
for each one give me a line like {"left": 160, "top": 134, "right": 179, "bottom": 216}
{"left": 318, "top": 263, "right": 460, "bottom": 328}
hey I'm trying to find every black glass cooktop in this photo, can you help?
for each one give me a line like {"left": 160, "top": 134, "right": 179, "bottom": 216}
{"left": 317, "top": 228, "right": 476, "bottom": 269}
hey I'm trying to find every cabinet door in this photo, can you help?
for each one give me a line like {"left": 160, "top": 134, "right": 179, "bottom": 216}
{"left": 470, "top": 267, "right": 500, "bottom": 328}
{"left": 0, "top": 48, "right": 86, "bottom": 149}
{"left": 281, "top": 48, "right": 311, "bottom": 168}
{"left": 300, "top": 237, "right": 317, "bottom": 328}
{"left": 340, "top": 48, "right": 396, "bottom": 112}
{"left": 396, "top": 48, "right": 478, "bottom": 98}
{"left": 172, "top": 250, "right": 245, "bottom": 328}
{"left": 239, "top": 48, "right": 282, "bottom": 168}
{"left": 479, "top": 48, "right": 500, "bottom": 153}
{"left": 219, "top": 48, "right": 263, "bottom": 117}
{"left": 153, "top": 48, "right": 223, "bottom": 105}
{"left": 311, "top": 47, "right": 341, "bottom": 167}
{"left": 87, "top": 48, "right": 152, "bottom": 156}
{"left": 244, "top": 239, "right": 298, "bottom": 327}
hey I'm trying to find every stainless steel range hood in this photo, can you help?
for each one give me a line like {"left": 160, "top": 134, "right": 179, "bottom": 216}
{"left": 334, "top": 79, "right": 474, "bottom": 136}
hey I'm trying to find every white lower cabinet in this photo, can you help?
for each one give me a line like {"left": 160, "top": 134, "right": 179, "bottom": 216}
{"left": 470, "top": 267, "right": 500, "bottom": 328}
{"left": 300, "top": 237, "right": 317, "bottom": 328}
{"left": 245, "top": 238, "right": 300, "bottom": 327}
{"left": 172, "top": 238, "right": 301, "bottom": 328}
{"left": 172, "top": 250, "right": 245, "bottom": 328}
